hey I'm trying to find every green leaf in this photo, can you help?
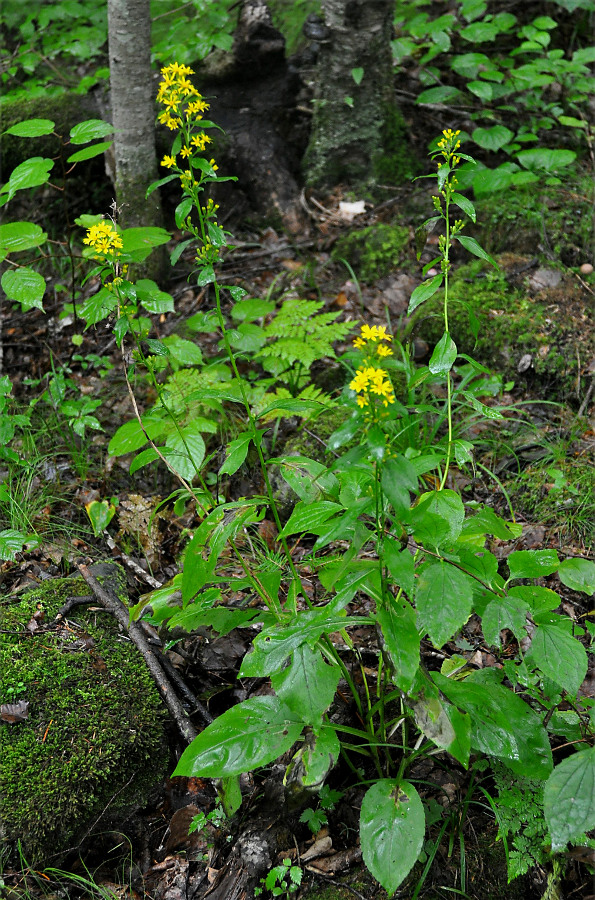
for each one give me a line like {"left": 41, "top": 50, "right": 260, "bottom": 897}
{"left": 226, "top": 322, "right": 266, "bottom": 353}
{"left": 472, "top": 125, "right": 514, "bottom": 152}
{"left": 472, "top": 165, "right": 514, "bottom": 196}
{"left": 289, "top": 727, "right": 340, "bottom": 789}
{"left": 417, "top": 85, "right": 463, "bottom": 104}
{"left": 108, "top": 419, "right": 148, "bottom": 456}
{"left": 410, "top": 489, "right": 465, "bottom": 547}
{"left": 384, "top": 539, "right": 415, "bottom": 595}
{"left": 219, "top": 431, "right": 254, "bottom": 476}
{"left": 79, "top": 287, "right": 118, "bottom": 325}
{"left": 482, "top": 594, "right": 529, "bottom": 646}
{"left": 1, "top": 267, "right": 45, "bottom": 311}
{"left": 509, "top": 584, "right": 560, "bottom": 613}
{"left": 231, "top": 298, "right": 275, "bottom": 322}
{"left": 410, "top": 674, "right": 470, "bottom": 767}
{"left": 507, "top": 549, "right": 560, "bottom": 580}
{"left": 377, "top": 597, "right": 419, "bottom": 691}
{"left": 360, "top": 780, "right": 425, "bottom": 894}
{"left": 544, "top": 747, "right": 595, "bottom": 851}
{"left": 454, "top": 234, "right": 498, "bottom": 268}
{"left": 529, "top": 625, "right": 588, "bottom": 695}
{"left": 429, "top": 331, "right": 457, "bottom": 375}
{"left": 0, "top": 221, "right": 47, "bottom": 254}
{"left": 162, "top": 334, "right": 202, "bottom": 365}
{"left": 433, "top": 672, "right": 553, "bottom": 779}
{"left": 175, "top": 197, "right": 193, "bottom": 228}
{"left": 136, "top": 279, "right": 175, "bottom": 314}
{"left": 0, "top": 529, "right": 29, "bottom": 561}
{"left": 165, "top": 427, "right": 205, "bottom": 480}
{"left": 451, "top": 192, "right": 476, "bottom": 222}
{"left": 121, "top": 226, "right": 171, "bottom": 260}
{"left": 1, "top": 157, "right": 54, "bottom": 201}
{"left": 4, "top": 118, "right": 55, "bottom": 138}
{"left": 271, "top": 645, "right": 340, "bottom": 723}
{"left": 558, "top": 558, "right": 595, "bottom": 594}
{"left": 516, "top": 148, "right": 576, "bottom": 173}
{"left": 408, "top": 274, "right": 443, "bottom": 314}
{"left": 129, "top": 446, "right": 160, "bottom": 475}
{"left": 415, "top": 561, "right": 474, "bottom": 647}
{"left": 69, "top": 118, "right": 114, "bottom": 144}
{"left": 173, "top": 696, "right": 303, "bottom": 778}
{"left": 66, "top": 141, "right": 113, "bottom": 163}
{"left": 279, "top": 500, "right": 343, "bottom": 538}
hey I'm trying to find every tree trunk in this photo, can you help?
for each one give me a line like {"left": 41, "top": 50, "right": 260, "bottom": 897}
{"left": 304, "top": 0, "right": 410, "bottom": 191}
{"left": 107, "top": 0, "right": 165, "bottom": 279}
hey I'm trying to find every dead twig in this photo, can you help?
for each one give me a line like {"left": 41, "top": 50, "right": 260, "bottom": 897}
{"left": 75, "top": 561, "right": 198, "bottom": 744}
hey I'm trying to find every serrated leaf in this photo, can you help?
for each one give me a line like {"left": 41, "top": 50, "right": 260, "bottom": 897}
{"left": 529, "top": 624, "right": 588, "bottom": 695}
{"left": 173, "top": 696, "right": 303, "bottom": 778}
{"left": 1, "top": 157, "right": 54, "bottom": 201}
{"left": 79, "top": 287, "right": 118, "bottom": 325}
{"left": 455, "top": 234, "right": 498, "bottom": 268}
{"left": 67, "top": 141, "right": 113, "bottom": 163}
{"left": 558, "top": 558, "right": 595, "bottom": 595}
{"left": 433, "top": 672, "right": 553, "bottom": 779}
{"left": 0, "top": 221, "right": 47, "bottom": 253}
{"left": 4, "top": 118, "right": 55, "bottom": 138}
{"left": 271, "top": 644, "right": 340, "bottom": 723}
{"left": 377, "top": 597, "right": 419, "bottom": 691}
{"left": 279, "top": 500, "right": 343, "bottom": 538}
{"left": 507, "top": 549, "right": 560, "bottom": 580}
{"left": 1, "top": 267, "right": 45, "bottom": 311}
{"left": 415, "top": 561, "right": 474, "bottom": 647}
{"left": 482, "top": 594, "right": 529, "bottom": 646}
{"left": 545, "top": 747, "right": 595, "bottom": 851}
{"left": 360, "top": 780, "right": 425, "bottom": 894}
{"left": 69, "top": 118, "right": 114, "bottom": 144}
{"left": 408, "top": 273, "right": 443, "bottom": 314}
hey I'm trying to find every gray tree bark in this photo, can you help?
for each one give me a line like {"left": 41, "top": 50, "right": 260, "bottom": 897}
{"left": 304, "top": 0, "right": 409, "bottom": 191}
{"left": 107, "top": 0, "right": 165, "bottom": 278}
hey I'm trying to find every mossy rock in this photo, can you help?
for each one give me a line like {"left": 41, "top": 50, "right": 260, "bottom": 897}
{"left": 332, "top": 223, "right": 410, "bottom": 283}
{"left": 0, "top": 563, "right": 169, "bottom": 867}
{"left": 409, "top": 256, "right": 594, "bottom": 396}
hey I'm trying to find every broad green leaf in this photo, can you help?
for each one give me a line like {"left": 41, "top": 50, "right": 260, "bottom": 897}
{"left": 415, "top": 561, "right": 473, "bottom": 647}
{"left": 433, "top": 672, "right": 553, "bottom": 779}
{"left": 226, "top": 322, "right": 266, "bottom": 353}
{"left": 451, "top": 192, "right": 476, "bottom": 222}
{"left": 482, "top": 594, "right": 529, "bottom": 646}
{"left": 69, "top": 118, "right": 114, "bottom": 144}
{"left": 168, "top": 588, "right": 221, "bottom": 632}
{"left": 466, "top": 80, "right": 495, "bottom": 101}
{"left": 0, "top": 222, "right": 47, "bottom": 254}
{"left": 219, "top": 774, "right": 242, "bottom": 817}
{"left": 287, "top": 727, "right": 340, "bottom": 789}
{"left": 558, "top": 558, "right": 595, "bottom": 595}
{"left": 165, "top": 427, "right": 206, "bottom": 480}
{"left": 529, "top": 625, "right": 588, "bottom": 695}
{"left": 231, "top": 297, "right": 275, "bottom": 322}
{"left": 507, "top": 549, "right": 560, "bottom": 580}
{"left": 377, "top": 597, "right": 419, "bottom": 691}
{"left": 219, "top": 431, "right": 254, "bottom": 476}
{"left": 544, "top": 747, "right": 595, "bottom": 851}
{"left": 451, "top": 51, "right": 491, "bottom": 78}
{"left": 271, "top": 644, "right": 340, "bottom": 723}
{"left": 410, "top": 489, "right": 465, "bottom": 547}
{"left": 472, "top": 125, "right": 514, "bottom": 152}
{"left": 454, "top": 234, "right": 498, "bottom": 268}
{"left": 175, "top": 197, "right": 193, "bottom": 228}
{"left": 1, "top": 157, "right": 54, "bottom": 201}
{"left": 508, "top": 584, "right": 560, "bottom": 613}
{"left": 360, "top": 779, "right": 425, "bottom": 895}
{"left": 429, "top": 331, "right": 457, "bottom": 375}
{"left": 4, "top": 118, "right": 55, "bottom": 138}
{"left": 279, "top": 500, "right": 343, "bottom": 538}
{"left": 79, "top": 286, "right": 118, "bottom": 325}
{"left": 67, "top": 141, "right": 112, "bottom": 163}
{"left": 1, "top": 267, "right": 45, "bottom": 311}
{"left": 408, "top": 273, "right": 443, "bottom": 313}
{"left": 162, "top": 334, "right": 203, "bottom": 365}
{"left": 121, "top": 226, "right": 171, "bottom": 261}
{"left": 462, "top": 506, "right": 518, "bottom": 540}
{"left": 0, "top": 529, "right": 29, "bottom": 561}
{"left": 516, "top": 148, "right": 576, "bottom": 173}
{"left": 108, "top": 419, "right": 149, "bottom": 456}
{"left": 381, "top": 454, "right": 418, "bottom": 517}
{"left": 136, "top": 279, "right": 175, "bottom": 314}
{"left": 173, "top": 696, "right": 303, "bottom": 778}
{"left": 417, "top": 85, "right": 463, "bottom": 104}
{"left": 129, "top": 446, "right": 160, "bottom": 475}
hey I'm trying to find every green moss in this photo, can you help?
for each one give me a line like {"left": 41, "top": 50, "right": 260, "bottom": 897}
{"left": 0, "top": 564, "right": 169, "bottom": 866}
{"left": 373, "top": 103, "right": 418, "bottom": 187}
{"left": 332, "top": 223, "right": 410, "bottom": 283}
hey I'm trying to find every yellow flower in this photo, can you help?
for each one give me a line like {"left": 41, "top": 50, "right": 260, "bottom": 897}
{"left": 353, "top": 337, "right": 366, "bottom": 349}
{"left": 377, "top": 344, "right": 392, "bottom": 357}
{"left": 180, "top": 145, "right": 191, "bottom": 159}
{"left": 161, "top": 154, "right": 176, "bottom": 169}
{"left": 374, "top": 326, "right": 392, "bottom": 342}
{"left": 190, "top": 132, "right": 212, "bottom": 151}
{"left": 209, "top": 158, "right": 219, "bottom": 172}
{"left": 83, "top": 220, "right": 123, "bottom": 257}
{"left": 361, "top": 324, "right": 378, "bottom": 342}
{"left": 350, "top": 368, "right": 370, "bottom": 393}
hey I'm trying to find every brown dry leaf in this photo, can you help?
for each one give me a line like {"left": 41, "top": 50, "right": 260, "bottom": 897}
{"left": 1, "top": 699, "right": 30, "bottom": 723}
{"left": 305, "top": 846, "right": 362, "bottom": 875}
{"left": 118, "top": 494, "right": 165, "bottom": 567}
{"left": 25, "top": 608, "right": 45, "bottom": 634}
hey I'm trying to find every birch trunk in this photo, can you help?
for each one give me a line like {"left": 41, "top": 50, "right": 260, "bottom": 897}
{"left": 107, "top": 0, "right": 165, "bottom": 277}
{"left": 304, "top": 0, "right": 409, "bottom": 190}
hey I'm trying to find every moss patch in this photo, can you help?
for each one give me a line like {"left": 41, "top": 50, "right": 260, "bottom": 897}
{"left": 409, "top": 256, "right": 594, "bottom": 396}
{"left": 332, "top": 223, "right": 410, "bottom": 283}
{"left": 0, "top": 564, "right": 169, "bottom": 867}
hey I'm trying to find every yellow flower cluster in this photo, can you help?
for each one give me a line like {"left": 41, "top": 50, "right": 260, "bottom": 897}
{"left": 350, "top": 325, "right": 395, "bottom": 408}
{"left": 83, "top": 220, "right": 123, "bottom": 257}
{"left": 350, "top": 366, "right": 395, "bottom": 408}
{"left": 437, "top": 128, "right": 462, "bottom": 167}
{"left": 157, "top": 63, "right": 213, "bottom": 170}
